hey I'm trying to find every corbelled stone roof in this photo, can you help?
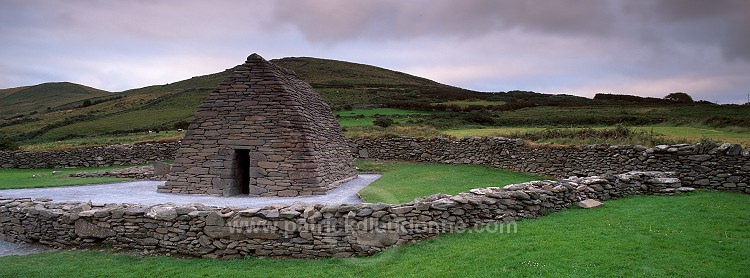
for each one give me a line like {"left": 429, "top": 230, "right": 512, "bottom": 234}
{"left": 161, "top": 54, "right": 356, "bottom": 197}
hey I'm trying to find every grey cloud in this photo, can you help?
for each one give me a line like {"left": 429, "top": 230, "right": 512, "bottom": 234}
{"left": 622, "top": 0, "right": 750, "bottom": 61}
{"left": 647, "top": 0, "right": 744, "bottom": 21}
{"left": 271, "top": 0, "right": 750, "bottom": 61}
{"left": 724, "top": 15, "right": 750, "bottom": 61}
{"left": 2, "top": 0, "right": 272, "bottom": 44}
{"left": 271, "top": 0, "right": 615, "bottom": 41}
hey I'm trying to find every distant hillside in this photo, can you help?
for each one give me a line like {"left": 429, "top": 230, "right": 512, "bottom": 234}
{"left": 1, "top": 56, "right": 488, "bottom": 142}
{"left": 0, "top": 82, "right": 112, "bottom": 117}
{"left": 121, "top": 56, "right": 491, "bottom": 109}
{"left": 3, "top": 55, "right": 726, "bottom": 145}
{"left": 111, "top": 56, "right": 493, "bottom": 111}
{"left": 0, "top": 86, "right": 29, "bottom": 99}
{"left": 274, "top": 57, "right": 492, "bottom": 109}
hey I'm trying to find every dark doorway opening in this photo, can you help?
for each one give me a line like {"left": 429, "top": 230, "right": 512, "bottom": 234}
{"left": 235, "top": 149, "right": 250, "bottom": 194}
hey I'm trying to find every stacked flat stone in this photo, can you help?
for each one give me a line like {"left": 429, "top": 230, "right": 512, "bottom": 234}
{"left": 68, "top": 165, "right": 168, "bottom": 180}
{"left": 160, "top": 54, "right": 356, "bottom": 197}
{"left": 1, "top": 138, "right": 747, "bottom": 193}
{"left": 0, "top": 171, "right": 690, "bottom": 259}
{"left": 0, "top": 142, "right": 177, "bottom": 169}
{"left": 351, "top": 138, "right": 750, "bottom": 193}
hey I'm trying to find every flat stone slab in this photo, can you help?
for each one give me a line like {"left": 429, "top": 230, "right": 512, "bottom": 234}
{"left": 0, "top": 174, "right": 381, "bottom": 208}
{"left": 577, "top": 199, "right": 604, "bottom": 209}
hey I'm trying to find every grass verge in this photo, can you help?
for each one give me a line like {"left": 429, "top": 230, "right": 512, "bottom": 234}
{"left": 335, "top": 108, "right": 429, "bottom": 117}
{"left": 19, "top": 132, "right": 184, "bottom": 151}
{"left": 0, "top": 167, "right": 132, "bottom": 189}
{"left": 355, "top": 160, "right": 546, "bottom": 203}
{"left": 336, "top": 108, "right": 430, "bottom": 128}
{"left": 436, "top": 99, "right": 507, "bottom": 108}
{"left": 0, "top": 190, "right": 747, "bottom": 277}
{"left": 343, "top": 125, "right": 441, "bottom": 138}
{"left": 444, "top": 125, "right": 750, "bottom": 147}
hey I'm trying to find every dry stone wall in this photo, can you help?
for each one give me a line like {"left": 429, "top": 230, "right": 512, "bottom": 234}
{"left": 350, "top": 137, "right": 750, "bottom": 193}
{"left": 0, "top": 143, "right": 178, "bottom": 169}
{"left": 0, "top": 171, "right": 688, "bottom": 259}
{"left": 2, "top": 137, "right": 748, "bottom": 194}
{"left": 68, "top": 164, "right": 170, "bottom": 180}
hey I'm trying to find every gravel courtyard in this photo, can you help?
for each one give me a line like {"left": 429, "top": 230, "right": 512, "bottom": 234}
{"left": 0, "top": 174, "right": 380, "bottom": 208}
{"left": 0, "top": 174, "right": 381, "bottom": 257}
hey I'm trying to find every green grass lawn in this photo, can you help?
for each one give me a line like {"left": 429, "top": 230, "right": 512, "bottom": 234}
{"left": 0, "top": 167, "right": 132, "bottom": 189}
{"left": 338, "top": 117, "right": 417, "bottom": 128}
{"left": 356, "top": 160, "right": 547, "bottom": 203}
{"left": 335, "top": 108, "right": 429, "bottom": 117}
{"left": 336, "top": 108, "right": 429, "bottom": 127}
{"left": 1, "top": 190, "right": 746, "bottom": 277}
{"left": 338, "top": 117, "right": 376, "bottom": 127}
{"left": 644, "top": 125, "right": 750, "bottom": 146}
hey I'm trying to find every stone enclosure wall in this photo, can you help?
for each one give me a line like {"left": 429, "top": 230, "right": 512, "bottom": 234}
{"left": 351, "top": 137, "right": 750, "bottom": 193}
{"left": 0, "top": 143, "right": 178, "bottom": 169}
{"left": 1, "top": 137, "right": 747, "bottom": 259}
{"left": 1, "top": 171, "right": 688, "bottom": 259}
{"left": 1, "top": 138, "right": 748, "bottom": 193}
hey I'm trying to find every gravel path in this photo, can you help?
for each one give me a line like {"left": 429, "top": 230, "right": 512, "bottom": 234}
{"left": 0, "top": 174, "right": 381, "bottom": 257}
{"left": 0, "top": 240, "right": 50, "bottom": 257}
{"left": 0, "top": 174, "right": 381, "bottom": 208}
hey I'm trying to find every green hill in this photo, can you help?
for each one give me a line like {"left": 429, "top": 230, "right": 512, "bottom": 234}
{"left": 0, "top": 56, "right": 487, "bottom": 142}
{"left": 274, "top": 57, "right": 488, "bottom": 108}
{"left": 0, "top": 86, "right": 29, "bottom": 100}
{"left": 1, "top": 56, "right": 747, "bottom": 148}
{"left": 0, "top": 82, "right": 112, "bottom": 117}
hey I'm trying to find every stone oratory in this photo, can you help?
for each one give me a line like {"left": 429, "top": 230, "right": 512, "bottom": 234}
{"left": 160, "top": 54, "right": 356, "bottom": 197}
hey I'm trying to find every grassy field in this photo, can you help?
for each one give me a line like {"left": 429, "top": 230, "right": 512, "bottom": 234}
{"left": 5, "top": 103, "right": 749, "bottom": 151}
{"left": 339, "top": 118, "right": 421, "bottom": 128}
{"left": 14, "top": 123, "right": 750, "bottom": 151}
{"left": 0, "top": 82, "right": 112, "bottom": 117}
{"left": 36, "top": 89, "right": 208, "bottom": 141}
{"left": 490, "top": 105, "right": 750, "bottom": 127}
{"left": 0, "top": 91, "right": 174, "bottom": 141}
{"left": 335, "top": 108, "right": 429, "bottom": 117}
{"left": 356, "top": 160, "right": 547, "bottom": 203}
{"left": 0, "top": 190, "right": 746, "bottom": 277}
{"left": 444, "top": 125, "right": 750, "bottom": 147}
{"left": 336, "top": 108, "right": 430, "bottom": 128}
{"left": 0, "top": 167, "right": 132, "bottom": 189}
{"left": 437, "top": 99, "right": 507, "bottom": 108}
{"left": 19, "top": 132, "right": 184, "bottom": 151}
{"left": 342, "top": 125, "right": 442, "bottom": 138}
{"left": 645, "top": 125, "right": 750, "bottom": 145}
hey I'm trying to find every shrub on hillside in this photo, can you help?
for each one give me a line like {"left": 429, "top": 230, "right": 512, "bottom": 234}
{"left": 0, "top": 137, "right": 19, "bottom": 151}
{"left": 462, "top": 111, "right": 496, "bottom": 125}
{"left": 664, "top": 92, "right": 694, "bottom": 103}
{"left": 79, "top": 99, "right": 93, "bottom": 108}
{"left": 373, "top": 117, "right": 395, "bottom": 128}
{"left": 173, "top": 121, "right": 191, "bottom": 130}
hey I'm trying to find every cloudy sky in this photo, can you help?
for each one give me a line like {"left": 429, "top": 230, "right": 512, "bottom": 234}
{"left": 2, "top": 0, "right": 749, "bottom": 104}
